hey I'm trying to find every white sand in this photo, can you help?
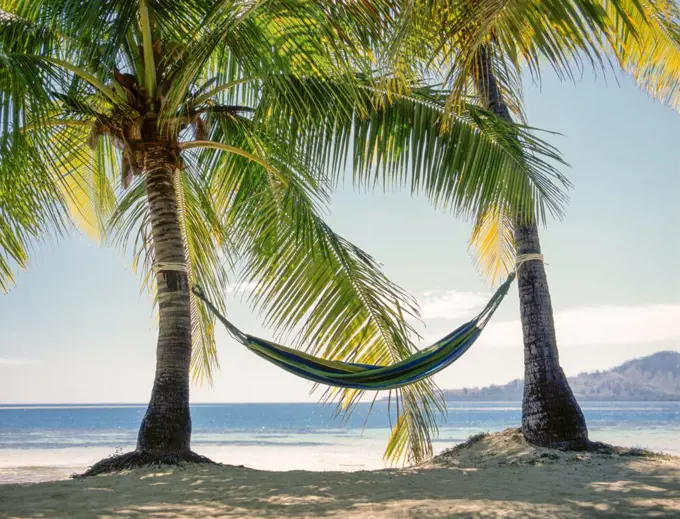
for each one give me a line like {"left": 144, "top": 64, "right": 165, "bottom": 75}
{"left": 1, "top": 429, "right": 679, "bottom": 518}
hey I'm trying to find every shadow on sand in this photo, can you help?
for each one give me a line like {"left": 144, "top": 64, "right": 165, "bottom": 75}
{"left": 2, "top": 429, "right": 679, "bottom": 518}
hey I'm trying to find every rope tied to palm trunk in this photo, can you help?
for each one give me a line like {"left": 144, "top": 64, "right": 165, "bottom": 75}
{"left": 515, "top": 253, "right": 544, "bottom": 270}
{"left": 153, "top": 262, "right": 189, "bottom": 273}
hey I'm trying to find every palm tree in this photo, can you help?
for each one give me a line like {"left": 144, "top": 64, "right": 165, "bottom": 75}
{"left": 473, "top": 46, "right": 589, "bottom": 448}
{"left": 388, "top": 0, "right": 680, "bottom": 449}
{"left": 0, "top": 0, "right": 569, "bottom": 472}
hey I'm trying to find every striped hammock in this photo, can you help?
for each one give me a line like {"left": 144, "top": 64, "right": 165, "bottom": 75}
{"left": 192, "top": 273, "right": 514, "bottom": 390}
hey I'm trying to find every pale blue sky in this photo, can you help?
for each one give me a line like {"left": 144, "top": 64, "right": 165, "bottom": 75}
{"left": 0, "top": 70, "right": 678, "bottom": 403}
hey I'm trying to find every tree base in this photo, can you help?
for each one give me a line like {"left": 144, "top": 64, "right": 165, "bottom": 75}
{"left": 521, "top": 426, "right": 591, "bottom": 451}
{"left": 74, "top": 450, "right": 217, "bottom": 478}
{"left": 522, "top": 369, "right": 589, "bottom": 451}
{"left": 521, "top": 392, "right": 589, "bottom": 451}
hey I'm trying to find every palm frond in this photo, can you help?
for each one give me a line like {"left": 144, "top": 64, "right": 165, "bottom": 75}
{"left": 0, "top": 118, "right": 115, "bottom": 289}
{"left": 1, "top": 0, "right": 138, "bottom": 78}
{"left": 0, "top": 128, "right": 66, "bottom": 291}
{"left": 4, "top": 0, "right": 572, "bottom": 466}
{"left": 39, "top": 124, "right": 117, "bottom": 241}
{"left": 386, "top": 1, "right": 614, "bottom": 111}
{"left": 390, "top": 1, "right": 680, "bottom": 114}
{"left": 603, "top": 0, "right": 680, "bottom": 112}
{"left": 159, "top": 0, "right": 389, "bottom": 122}
{"left": 468, "top": 203, "right": 516, "bottom": 286}
{"left": 255, "top": 74, "right": 571, "bottom": 224}
{"left": 177, "top": 157, "right": 233, "bottom": 385}
{"left": 180, "top": 116, "right": 445, "bottom": 464}
{"left": 104, "top": 153, "right": 234, "bottom": 386}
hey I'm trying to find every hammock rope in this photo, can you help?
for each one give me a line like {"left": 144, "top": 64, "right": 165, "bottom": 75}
{"left": 192, "top": 273, "right": 516, "bottom": 390}
{"left": 515, "top": 253, "right": 544, "bottom": 269}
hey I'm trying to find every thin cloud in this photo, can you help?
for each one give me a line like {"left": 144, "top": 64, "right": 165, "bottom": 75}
{"left": 0, "top": 358, "right": 39, "bottom": 366}
{"left": 226, "top": 281, "right": 258, "bottom": 295}
{"left": 419, "top": 289, "right": 490, "bottom": 320}
{"left": 473, "top": 303, "right": 679, "bottom": 348}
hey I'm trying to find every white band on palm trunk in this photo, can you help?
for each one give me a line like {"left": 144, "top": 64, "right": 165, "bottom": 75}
{"left": 153, "top": 262, "right": 188, "bottom": 273}
{"left": 515, "top": 253, "right": 544, "bottom": 269}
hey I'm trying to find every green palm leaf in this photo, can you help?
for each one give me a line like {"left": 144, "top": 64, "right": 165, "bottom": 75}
{"left": 255, "top": 74, "right": 570, "bottom": 223}
{"left": 0, "top": 0, "right": 576, "bottom": 465}
{"left": 188, "top": 125, "right": 445, "bottom": 464}
{"left": 0, "top": 129, "right": 66, "bottom": 292}
{"left": 384, "top": 0, "right": 680, "bottom": 283}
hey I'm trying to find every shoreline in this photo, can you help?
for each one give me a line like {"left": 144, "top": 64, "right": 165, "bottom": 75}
{"left": 1, "top": 429, "right": 679, "bottom": 518}
{"left": 2, "top": 423, "right": 680, "bottom": 485}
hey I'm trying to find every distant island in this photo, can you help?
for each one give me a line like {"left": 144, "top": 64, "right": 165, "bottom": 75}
{"left": 440, "top": 351, "right": 680, "bottom": 401}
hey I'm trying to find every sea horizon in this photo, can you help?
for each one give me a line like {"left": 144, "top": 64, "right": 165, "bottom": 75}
{"left": 2, "top": 401, "right": 679, "bottom": 485}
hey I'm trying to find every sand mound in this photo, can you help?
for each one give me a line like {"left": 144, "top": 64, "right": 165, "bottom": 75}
{"left": 1, "top": 430, "right": 679, "bottom": 518}
{"left": 428, "top": 427, "right": 672, "bottom": 469}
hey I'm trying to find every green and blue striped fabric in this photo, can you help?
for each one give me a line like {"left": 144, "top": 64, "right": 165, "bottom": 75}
{"left": 193, "top": 274, "right": 514, "bottom": 390}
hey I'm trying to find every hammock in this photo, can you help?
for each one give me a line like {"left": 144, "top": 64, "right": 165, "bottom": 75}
{"left": 192, "top": 273, "right": 514, "bottom": 390}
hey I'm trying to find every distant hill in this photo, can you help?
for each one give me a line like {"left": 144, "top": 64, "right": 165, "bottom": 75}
{"left": 441, "top": 351, "right": 680, "bottom": 401}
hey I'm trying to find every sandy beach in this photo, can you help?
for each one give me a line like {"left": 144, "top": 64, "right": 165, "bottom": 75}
{"left": 1, "top": 428, "right": 679, "bottom": 518}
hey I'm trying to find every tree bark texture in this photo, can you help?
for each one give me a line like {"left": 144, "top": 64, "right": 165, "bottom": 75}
{"left": 473, "top": 46, "right": 589, "bottom": 449}
{"left": 136, "top": 143, "right": 193, "bottom": 454}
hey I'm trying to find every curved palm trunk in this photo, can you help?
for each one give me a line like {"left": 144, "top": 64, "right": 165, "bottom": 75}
{"left": 78, "top": 144, "right": 214, "bottom": 476}
{"left": 474, "top": 46, "right": 588, "bottom": 449}
{"left": 137, "top": 144, "right": 192, "bottom": 453}
{"left": 78, "top": 142, "right": 209, "bottom": 477}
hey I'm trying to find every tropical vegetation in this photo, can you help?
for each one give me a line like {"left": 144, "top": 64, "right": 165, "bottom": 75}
{"left": 0, "top": 0, "right": 570, "bottom": 472}
{"left": 383, "top": 0, "right": 680, "bottom": 448}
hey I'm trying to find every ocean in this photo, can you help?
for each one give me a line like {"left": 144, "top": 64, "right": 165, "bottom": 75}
{"left": 1, "top": 401, "right": 679, "bottom": 484}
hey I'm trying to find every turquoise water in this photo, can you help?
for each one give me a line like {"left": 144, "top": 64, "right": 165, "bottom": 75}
{"left": 1, "top": 401, "right": 679, "bottom": 483}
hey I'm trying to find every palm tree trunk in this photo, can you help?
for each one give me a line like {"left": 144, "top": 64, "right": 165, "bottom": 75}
{"left": 136, "top": 144, "right": 192, "bottom": 453}
{"left": 474, "top": 46, "right": 588, "bottom": 449}
{"left": 78, "top": 143, "right": 213, "bottom": 477}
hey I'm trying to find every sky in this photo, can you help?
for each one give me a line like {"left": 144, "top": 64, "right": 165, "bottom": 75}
{"left": 0, "top": 69, "right": 678, "bottom": 404}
